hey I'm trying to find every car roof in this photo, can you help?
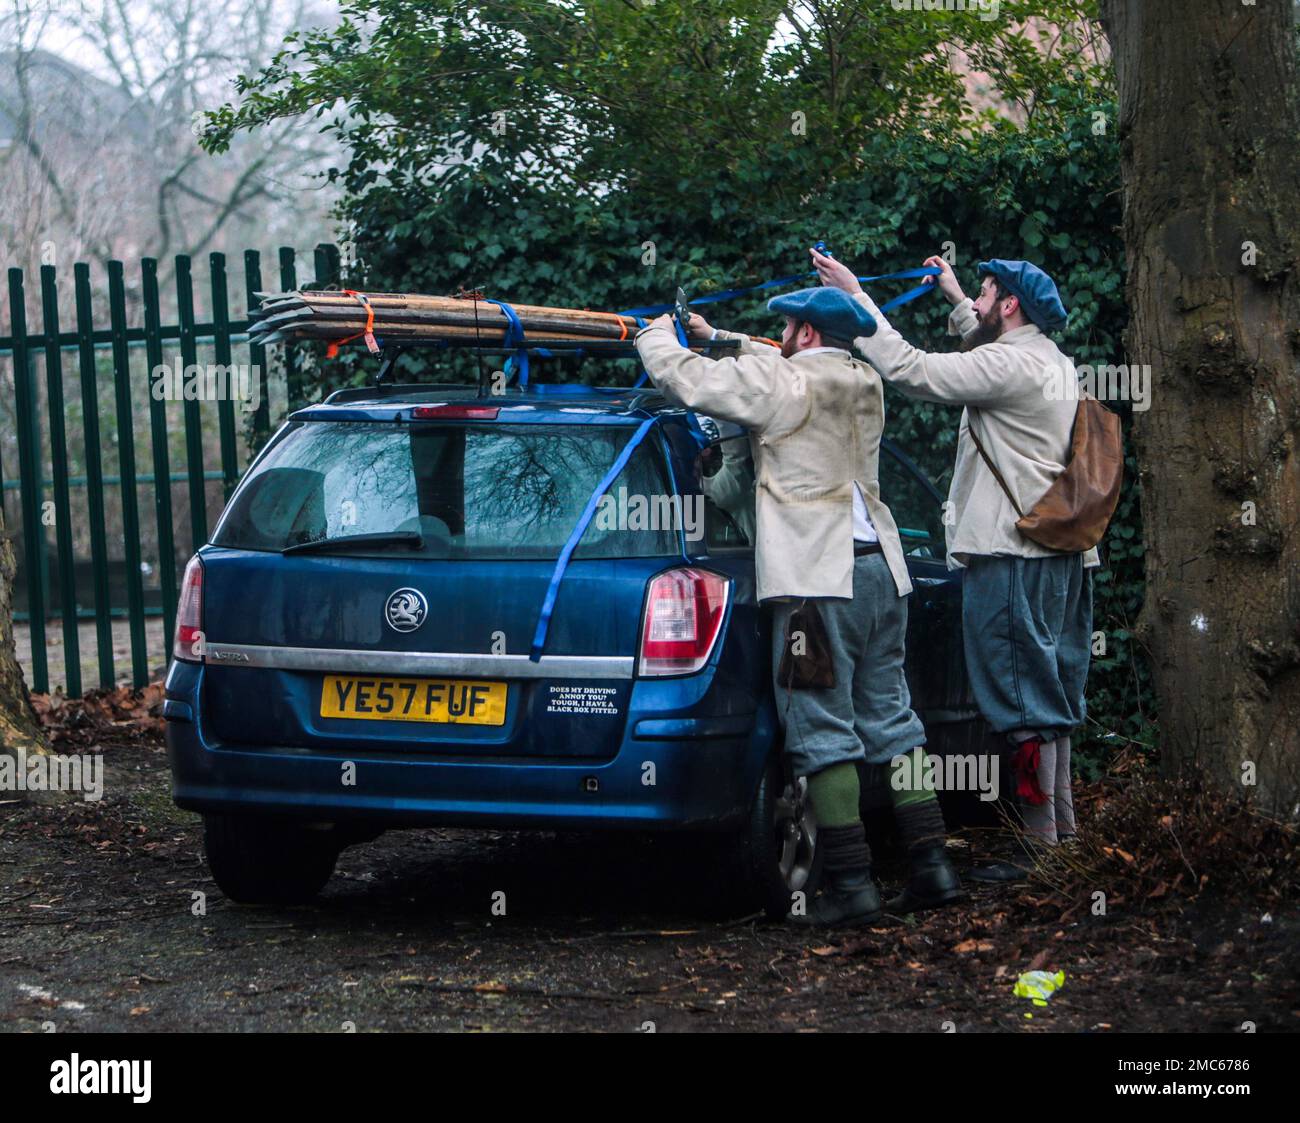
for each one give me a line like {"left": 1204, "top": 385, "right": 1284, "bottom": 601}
{"left": 276, "top": 382, "right": 930, "bottom": 495}
{"left": 290, "top": 381, "right": 914, "bottom": 460}
{"left": 291, "top": 383, "right": 682, "bottom": 425}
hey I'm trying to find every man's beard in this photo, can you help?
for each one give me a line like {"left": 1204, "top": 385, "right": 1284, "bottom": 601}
{"left": 780, "top": 334, "right": 799, "bottom": 359}
{"left": 964, "top": 304, "right": 1003, "bottom": 350}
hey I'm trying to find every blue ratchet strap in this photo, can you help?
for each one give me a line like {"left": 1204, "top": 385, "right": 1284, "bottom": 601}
{"left": 879, "top": 279, "right": 940, "bottom": 313}
{"left": 530, "top": 416, "right": 659, "bottom": 661}
{"left": 617, "top": 265, "right": 942, "bottom": 319}
{"left": 850, "top": 265, "right": 943, "bottom": 313}
{"left": 619, "top": 277, "right": 803, "bottom": 318}
{"left": 485, "top": 298, "right": 529, "bottom": 386}
{"left": 684, "top": 411, "right": 709, "bottom": 449}
{"left": 632, "top": 315, "right": 708, "bottom": 446}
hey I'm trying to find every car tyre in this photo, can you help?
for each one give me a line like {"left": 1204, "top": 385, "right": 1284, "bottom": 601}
{"left": 697, "top": 754, "right": 822, "bottom": 920}
{"left": 204, "top": 814, "right": 340, "bottom": 905}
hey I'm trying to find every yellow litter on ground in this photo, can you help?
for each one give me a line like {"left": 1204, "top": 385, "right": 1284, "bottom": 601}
{"left": 1015, "top": 969, "right": 1066, "bottom": 1009}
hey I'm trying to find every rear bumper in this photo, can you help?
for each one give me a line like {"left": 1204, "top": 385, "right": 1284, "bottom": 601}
{"left": 165, "top": 666, "right": 775, "bottom": 832}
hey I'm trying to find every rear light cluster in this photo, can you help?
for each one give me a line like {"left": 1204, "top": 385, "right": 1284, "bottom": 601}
{"left": 638, "top": 567, "right": 729, "bottom": 677}
{"left": 173, "top": 555, "right": 204, "bottom": 663}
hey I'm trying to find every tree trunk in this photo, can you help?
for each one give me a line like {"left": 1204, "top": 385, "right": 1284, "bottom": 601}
{"left": 1100, "top": 0, "right": 1300, "bottom": 815}
{"left": 0, "top": 503, "right": 48, "bottom": 768}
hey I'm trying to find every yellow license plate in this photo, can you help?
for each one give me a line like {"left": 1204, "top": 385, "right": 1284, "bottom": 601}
{"left": 320, "top": 675, "right": 507, "bottom": 725}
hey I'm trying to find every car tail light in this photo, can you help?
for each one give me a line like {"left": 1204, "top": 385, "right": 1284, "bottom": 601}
{"left": 411, "top": 404, "right": 500, "bottom": 420}
{"left": 638, "top": 568, "right": 730, "bottom": 676}
{"left": 173, "top": 555, "right": 204, "bottom": 663}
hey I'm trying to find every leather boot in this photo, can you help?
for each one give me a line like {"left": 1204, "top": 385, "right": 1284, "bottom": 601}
{"left": 968, "top": 856, "right": 1030, "bottom": 883}
{"left": 789, "top": 823, "right": 882, "bottom": 927}
{"left": 887, "top": 799, "right": 965, "bottom": 912}
{"left": 888, "top": 841, "right": 965, "bottom": 912}
{"left": 969, "top": 835, "right": 1051, "bottom": 883}
{"left": 794, "top": 866, "right": 883, "bottom": 926}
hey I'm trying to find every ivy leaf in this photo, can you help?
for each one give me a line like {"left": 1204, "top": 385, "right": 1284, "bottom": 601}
{"left": 1019, "top": 215, "right": 1044, "bottom": 248}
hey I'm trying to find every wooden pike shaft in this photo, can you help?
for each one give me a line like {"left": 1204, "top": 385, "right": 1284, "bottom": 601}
{"left": 252, "top": 305, "right": 635, "bottom": 339}
{"left": 256, "top": 290, "right": 642, "bottom": 340}
{"left": 278, "top": 322, "right": 612, "bottom": 342}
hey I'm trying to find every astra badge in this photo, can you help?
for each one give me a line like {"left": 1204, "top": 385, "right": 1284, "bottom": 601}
{"left": 385, "top": 588, "right": 428, "bottom": 633}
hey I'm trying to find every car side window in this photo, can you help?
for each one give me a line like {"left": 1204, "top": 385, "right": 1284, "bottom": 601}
{"left": 878, "top": 446, "right": 945, "bottom": 558}
{"left": 697, "top": 434, "right": 756, "bottom": 552}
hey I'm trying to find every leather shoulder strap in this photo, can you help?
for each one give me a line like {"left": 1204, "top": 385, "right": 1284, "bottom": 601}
{"left": 966, "top": 407, "right": 1025, "bottom": 518}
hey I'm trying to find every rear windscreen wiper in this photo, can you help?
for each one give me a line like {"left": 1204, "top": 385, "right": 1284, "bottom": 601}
{"left": 282, "top": 531, "right": 424, "bottom": 555}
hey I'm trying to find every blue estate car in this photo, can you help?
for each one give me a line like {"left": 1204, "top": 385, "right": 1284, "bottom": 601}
{"left": 165, "top": 382, "right": 982, "bottom": 917}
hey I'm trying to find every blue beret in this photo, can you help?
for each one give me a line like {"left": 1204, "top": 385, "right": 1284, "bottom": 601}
{"left": 768, "top": 286, "right": 877, "bottom": 341}
{"left": 977, "top": 259, "right": 1068, "bottom": 332}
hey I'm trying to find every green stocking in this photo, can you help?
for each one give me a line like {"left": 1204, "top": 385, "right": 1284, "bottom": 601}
{"left": 807, "top": 761, "right": 861, "bottom": 828}
{"left": 889, "top": 747, "right": 940, "bottom": 810}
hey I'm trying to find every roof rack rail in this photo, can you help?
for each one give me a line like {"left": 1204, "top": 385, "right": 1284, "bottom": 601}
{"left": 314, "top": 335, "right": 737, "bottom": 400}
{"left": 319, "top": 380, "right": 674, "bottom": 411}
{"left": 322, "top": 381, "right": 478, "bottom": 404}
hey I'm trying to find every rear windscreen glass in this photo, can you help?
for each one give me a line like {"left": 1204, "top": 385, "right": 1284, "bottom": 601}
{"left": 212, "top": 421, "right": 679, "bottom": 559}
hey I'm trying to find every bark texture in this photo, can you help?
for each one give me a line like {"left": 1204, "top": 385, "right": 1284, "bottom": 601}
{"left": 0, "top": 504, "right": 47, "bottom": 766}
{"left": 1101, "top": 0, "right": 1300, "bottom": 815}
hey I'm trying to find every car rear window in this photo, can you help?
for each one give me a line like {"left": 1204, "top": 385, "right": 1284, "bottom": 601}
{"left": 212, "top": 420, "right": 679, "bottom": 559}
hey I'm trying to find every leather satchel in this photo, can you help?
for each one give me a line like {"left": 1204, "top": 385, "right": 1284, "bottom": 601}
{"left": 968, "top": 396, "right": 1123, "bottom": 553}
{"left": 778, "top": 599, "right": 836, "bottom": 690}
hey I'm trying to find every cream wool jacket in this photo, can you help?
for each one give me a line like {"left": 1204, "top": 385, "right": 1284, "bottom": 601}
{"left": 851, "top": 292, "right": 1101, "bottom": 571}
{"left": 634, "top": 324, "right": 913, "bottom": 602}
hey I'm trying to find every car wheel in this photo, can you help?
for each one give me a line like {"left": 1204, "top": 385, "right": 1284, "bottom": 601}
{"left": 770, "top": 766, "right": 821, "bottom": 912}
{"left": 697, "top": 755, "right": 822, "bottom": 920}
{"left": 203, "top": 814, "right": 340, "bottom": 905}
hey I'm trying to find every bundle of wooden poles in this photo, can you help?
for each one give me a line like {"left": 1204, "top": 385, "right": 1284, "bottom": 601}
{"left": 247, "top": 289, "right": 731, "bottom": 353}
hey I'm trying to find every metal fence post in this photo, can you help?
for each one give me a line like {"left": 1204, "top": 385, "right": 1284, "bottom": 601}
{"left": 142, "top": 258, "right": 178, "bottom": 648}
{"left": 278, "top": 247, "right": 301, "bottom": 412}
{"left": 107, "top": 260, "right": 148, "bottom": 688}
{"left": 175, "top": 255, "right": 208, "bottom": 553}
{"left": 40, "top": 264, "right": 81, "bottom": 696}
{"left": 7, "top": 267, "right": 48, "bottom": 693}
{"left": 244, "top": 250, "right": 270, "bottom": 450}
{"left": 73, "top": 262, "right": 115, "bottom": 690}
{"left": 210, "top": 253, "right": 240, "bottom": 498}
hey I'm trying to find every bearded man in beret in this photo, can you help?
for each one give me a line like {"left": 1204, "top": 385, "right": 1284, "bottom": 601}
{"left": 815, "top": 249, "right": 1098, "bottom": 880}
{"left": 635, "top": 284, "right": 964, "bottom": 925}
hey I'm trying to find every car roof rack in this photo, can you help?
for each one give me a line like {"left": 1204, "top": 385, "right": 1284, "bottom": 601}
{"left": 313, "top": 336, "right": 731, "bottom": 411}
{"left": 322, "top": 379, "right": 668, "bottom": 403}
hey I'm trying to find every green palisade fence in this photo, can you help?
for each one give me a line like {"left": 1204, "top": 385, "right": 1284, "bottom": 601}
{"left": 0, "top": 243, "right": 342, "bottom": 696}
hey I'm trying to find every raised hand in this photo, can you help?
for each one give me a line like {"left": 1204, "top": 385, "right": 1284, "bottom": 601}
{"left": 687, "top": 312, "right": 714, "bottom": 340}
{"left": 810, "top": 246, "right": 863, "bottom": 294}
{"left": 922, "top": 255, "right": 965, "bottom": 305}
